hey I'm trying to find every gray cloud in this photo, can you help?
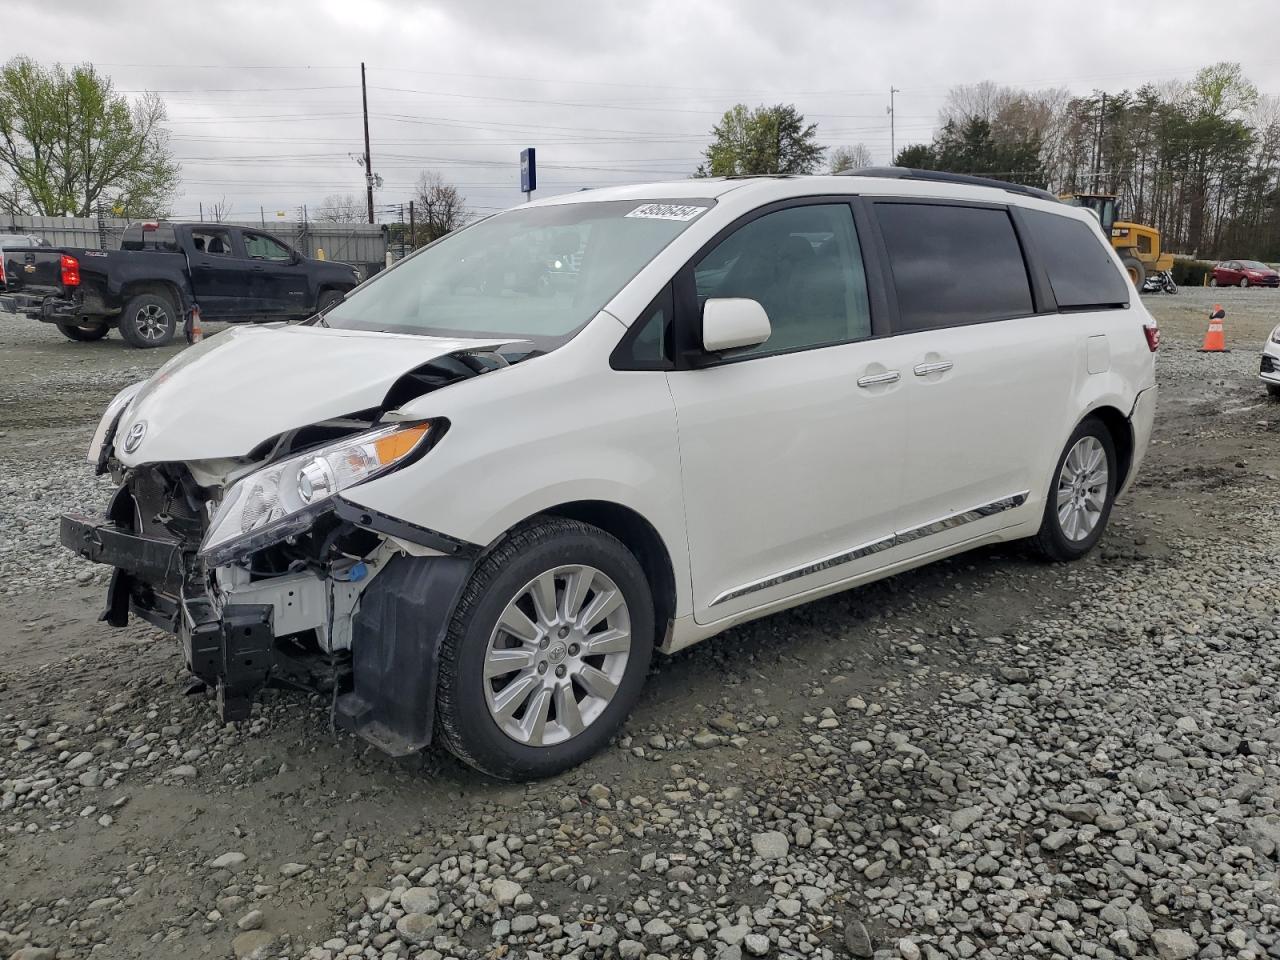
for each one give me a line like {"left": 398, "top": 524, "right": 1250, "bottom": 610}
{"left": 8, "top": 0, "right": 1279, "bottom": 219}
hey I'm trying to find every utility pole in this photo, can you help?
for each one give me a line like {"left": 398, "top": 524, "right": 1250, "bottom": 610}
{"left": 408, "top": 200, "right": 415, "bottom": 251}
{"left": 1093, "top": 92, "right": 1107, "bottom": 185}
{"left": 361, "top": 62, "right": 374, "bottom": 224}
{"left": 888, "top": 87, "right": 900, "bottom": 162}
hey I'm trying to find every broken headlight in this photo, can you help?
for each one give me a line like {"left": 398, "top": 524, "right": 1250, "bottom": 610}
{"left": 200, "top": 421, "right": 433, "bottom": 566}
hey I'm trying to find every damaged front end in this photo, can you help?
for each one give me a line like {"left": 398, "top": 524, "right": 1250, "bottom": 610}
{"left": 61, "top": 343, "right": 500, "bottom": 738}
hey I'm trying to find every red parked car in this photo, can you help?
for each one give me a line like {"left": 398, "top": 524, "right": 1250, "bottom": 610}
{"left": 1211, "top": 259, "right": 1280, "bottom": 288}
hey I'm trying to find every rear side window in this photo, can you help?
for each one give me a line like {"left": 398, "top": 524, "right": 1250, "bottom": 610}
{"left": 875, "top": 203, "right": 1033, "bottom": 332}
{"left": 1021, "top": 209, "right": 1130, "bottom": 309}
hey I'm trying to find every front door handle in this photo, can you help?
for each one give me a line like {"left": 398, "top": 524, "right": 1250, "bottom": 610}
{"left": 913, "top": 360, "right": 954, "bottom": 376}
{"left": 857, "top": 370, "right": 900, "bottom": 388}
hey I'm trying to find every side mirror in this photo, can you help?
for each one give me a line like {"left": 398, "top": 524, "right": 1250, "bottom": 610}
{"left": 701, "top": 298, "right": 771, "bottom": 352}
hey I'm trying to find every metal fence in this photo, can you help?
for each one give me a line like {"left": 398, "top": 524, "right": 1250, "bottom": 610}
{"left": 1, "top": 215, "right": 390, "bottom": 278}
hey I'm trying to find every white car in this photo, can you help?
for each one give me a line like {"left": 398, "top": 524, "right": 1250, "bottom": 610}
{"left": 1261, "top": 325, "right": 1280, "bottom": 397}
{"left": 63, "top": 170, "right": 1158, "bottom": 780}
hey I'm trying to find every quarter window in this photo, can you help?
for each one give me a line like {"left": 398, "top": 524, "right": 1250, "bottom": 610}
{"left": 875, "top": 203, "right": 1033, "bottom": 332}
{"left": 693, "top": 204, "right": 871, "bottom": 358}
{"left": 1021, "top": 209, "right": 1130, "bottom": 309}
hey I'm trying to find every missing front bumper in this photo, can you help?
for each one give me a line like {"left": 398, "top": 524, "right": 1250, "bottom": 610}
{"left": 60, "top": 512, "right": 276, "bottom": 720}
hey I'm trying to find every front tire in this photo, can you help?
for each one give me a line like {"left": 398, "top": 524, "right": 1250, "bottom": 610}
{"left": 55, "top": 320, "right": 109, "bottom": 342}
{"left": 118, "top": 292, "right": 177, "bottom": 348}
{"left": 1122, "top": 256, "right": 1146, "bottom": 288}
{"left": 1267, "top": 383, "right": 1280, "bottom": 399}
{"left": 316, "top": 289, "right": 343, "bottom": 313}
{"left": 1240, "top": 277, "right": 1250, "bottom": 288}
{"left": 1031, "top": 418, "right": 1117, "bottom": 562}
{"left": 436, "top": 517, "right": 654, "bottom": 780}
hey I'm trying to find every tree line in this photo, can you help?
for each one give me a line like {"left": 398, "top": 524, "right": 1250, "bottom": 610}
{"left": 699, "top": 63, "right": 1280, "bottom": 260}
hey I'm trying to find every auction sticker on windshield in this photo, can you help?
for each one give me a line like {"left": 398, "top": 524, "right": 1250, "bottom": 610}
{"left": 625, "top": 203, "right": 708, "bottom": 221}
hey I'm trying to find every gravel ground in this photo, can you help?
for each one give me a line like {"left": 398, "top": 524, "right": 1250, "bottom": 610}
{"left": 1, "top": 289, "right": 1279, "bottom": 960}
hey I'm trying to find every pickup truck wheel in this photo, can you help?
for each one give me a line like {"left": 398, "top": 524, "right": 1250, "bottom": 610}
{"left": 118, "top": 293, "right": 177, "bottom": 348}
{"left": 436, "top": 517, "right": 654, "bottom": 781}
{"left": 316, "top": 289, "right": 343, "bottom": 313}
{"left": 55, "top": 320, "right": 109, "bottom": 342}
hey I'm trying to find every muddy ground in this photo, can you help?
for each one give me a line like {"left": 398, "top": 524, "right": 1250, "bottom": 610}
{"left": 1, "top": 288, "right": 1278, "bottom": 960}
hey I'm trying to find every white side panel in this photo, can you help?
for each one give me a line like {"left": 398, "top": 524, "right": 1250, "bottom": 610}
{"left": 894, "top": 314, "right": 1080, "bottom": 545}
{"left": 666, "top": 337, "right": 918, "bottom": 624}
{"left": 339, "top": 315, "right": 695, "bottom": 618}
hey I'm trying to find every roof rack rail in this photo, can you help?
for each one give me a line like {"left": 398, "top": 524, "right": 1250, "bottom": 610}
{"left": 836, "top": 166, "right": 1058, "bottom": 203}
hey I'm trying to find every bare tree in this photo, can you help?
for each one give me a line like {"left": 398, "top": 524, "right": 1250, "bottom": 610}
{"left": 414, "top": 171, "right": 469, "bottom": 244}
{"left": 208, "top": 196, "right": 233, "bottom": 223}
{"left": 315, "top": 193, "right": 361, "bottom": 223}
{"left": 828, "top": 144, "right": 873, "bottom": 173}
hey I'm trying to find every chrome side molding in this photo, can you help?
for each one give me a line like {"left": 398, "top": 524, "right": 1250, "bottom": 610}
{"left": 708, "top": 490, "right": 1029, "bottom": 607}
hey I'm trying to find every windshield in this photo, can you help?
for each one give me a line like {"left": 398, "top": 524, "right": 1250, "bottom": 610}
{"left": 323, "top": 199, "right": 713, "bottom": 350}
{"left": 1239, "top": 260, "right": 1269, "bottom": 270}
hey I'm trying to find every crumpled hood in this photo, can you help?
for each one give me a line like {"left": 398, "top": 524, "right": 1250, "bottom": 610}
{"left": 115, "top": 324, "right": 516, "bottom": 465}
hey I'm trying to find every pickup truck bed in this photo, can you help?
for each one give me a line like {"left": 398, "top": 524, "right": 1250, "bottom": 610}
{"left": 0, "top": 221, "right": 361, "bottom": 348}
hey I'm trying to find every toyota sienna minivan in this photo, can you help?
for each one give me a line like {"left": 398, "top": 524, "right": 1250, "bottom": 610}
{"left": 63, "top": 169, "right": 1158, "bottom": 780}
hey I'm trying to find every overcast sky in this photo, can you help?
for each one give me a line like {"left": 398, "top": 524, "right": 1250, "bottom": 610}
{"left": 9, "top": 0, "right": 1280, "bottom": 223}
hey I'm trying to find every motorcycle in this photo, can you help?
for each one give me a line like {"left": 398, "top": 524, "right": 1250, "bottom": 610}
{"left": 1142, "top": 271, "right": 1178, "bottom": 295}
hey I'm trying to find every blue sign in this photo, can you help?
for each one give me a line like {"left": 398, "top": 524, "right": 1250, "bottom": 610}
{"left": 520, "top": 148, "right": 536, "bottom": 193}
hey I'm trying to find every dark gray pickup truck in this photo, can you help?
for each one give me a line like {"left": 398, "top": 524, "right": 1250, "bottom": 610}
{"left": 0, "top": 221, "right": 361, "bottom": 348}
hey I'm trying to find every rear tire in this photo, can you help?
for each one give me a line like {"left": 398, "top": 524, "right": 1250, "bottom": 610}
{"left": 55, "top": 320, "right": 109, "bottom": 342}
{"left": 118, "top": 292, "right": 177, "bottom": 348}
{"left": 1209, "top": 276, "right": 1218, "bottom": 287}
{"left": 1031, "top": 417, "right": 1117, "bottom": 562}
{"left": 1122, "top": 257, "right": 1146, "bottom": 288}
{"left": 436, "top": 517, "right": 654, "bottom": 781}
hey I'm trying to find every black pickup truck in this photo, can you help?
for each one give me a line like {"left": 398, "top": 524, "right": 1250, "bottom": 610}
{"left": 0, "top": 222, "right": 362, "bottom": 348}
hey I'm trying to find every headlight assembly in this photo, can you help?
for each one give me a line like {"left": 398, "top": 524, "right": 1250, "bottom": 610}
{"left": 88, "top": 381, "right": 145, "bottom": 466}
{"left": 200, "top": 420, "right": 434, "bottom": 566}
{"left": 1270, "top": 324, "right": 1280, "bottom": 344}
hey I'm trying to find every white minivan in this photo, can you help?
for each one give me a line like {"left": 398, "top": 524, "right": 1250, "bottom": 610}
{"left": 63, "top": 169, "right": 1158, "bottom": 779}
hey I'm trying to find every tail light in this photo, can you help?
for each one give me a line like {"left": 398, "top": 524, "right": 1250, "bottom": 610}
{"left": 0, "top": 256, "right": 6, "bottom": 285}
{"left": 60, "top": 254, "right": 80, "bottom": 287}
{"left": 1143, "top": 323, "right": 1160, "bottom": 352}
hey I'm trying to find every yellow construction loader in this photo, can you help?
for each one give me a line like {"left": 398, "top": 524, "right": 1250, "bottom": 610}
{"left": 1064, "top": 193, "right": 1175, "bottom": 290}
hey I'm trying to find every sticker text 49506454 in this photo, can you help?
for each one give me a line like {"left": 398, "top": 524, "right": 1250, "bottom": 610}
{"left": 625, "top": 203, "right": 708, "bottom": 222}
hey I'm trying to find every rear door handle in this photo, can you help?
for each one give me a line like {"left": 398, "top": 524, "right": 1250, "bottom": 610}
{"left": 913, "top": 360, "right": 954, "bottom": 376}
{"left": 857, "top": 370, "right": 900, "bottom": 388}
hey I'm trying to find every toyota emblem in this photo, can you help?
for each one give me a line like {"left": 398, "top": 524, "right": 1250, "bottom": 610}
{"left": 123, "top": 420, "right": 147, "bottom": 453}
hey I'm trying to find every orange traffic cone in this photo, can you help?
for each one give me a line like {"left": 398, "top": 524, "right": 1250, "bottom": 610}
{"left": 186, "top": 304, "right": 204, "bottom": 345}
{"left": 1198, "top": 304, "right": 1228, "bottom": 352}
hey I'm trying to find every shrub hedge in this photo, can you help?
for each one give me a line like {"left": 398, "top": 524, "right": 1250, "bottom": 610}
{"left": 1170, "top": 258, "right": 1215, "bottom": 287}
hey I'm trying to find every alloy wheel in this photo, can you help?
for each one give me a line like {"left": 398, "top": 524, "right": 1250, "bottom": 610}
{"left": 482, "top": 564, "right": 631, "bottom": 747}
{"left": 134, "top": 304, "right": 170, "bottom": 341}
{"left": 1056, "top": 436, "right": 1109, "bottom": 541}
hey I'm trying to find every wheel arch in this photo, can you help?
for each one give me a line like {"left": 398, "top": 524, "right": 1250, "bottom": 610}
{"left": 525, "top": 499, "right": 678, "bottom": 651}
{"left": 120, "top": 279, "right": 186, "bottom": 313}
{"left": 1081, "top": 404, "right": 1134, "bottom": 492}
